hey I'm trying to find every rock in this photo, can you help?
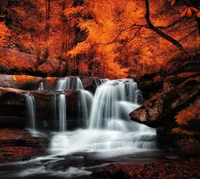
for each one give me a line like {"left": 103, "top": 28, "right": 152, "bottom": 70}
{"left": 42, "top": 77, "right": 58, "bottom": 90}
{"left": 130, "top": 78, "right": 200, "bottom": 128}
{"left": 163, "top": 72, "right": 199, "bottom": 90}
{"left": 0, "top": 116, "right": 26, "bottom": 128}
{"left": 0, "top": 48, "right": 37, "bottom": 75}
{"left": 12, "top": 75, "right": 42, "bottom": 90}
{"left": 130, "top": 77, "right": 200, "bottom": 154}
{"left": 80, "top": 76, "right": 97, "bottom": 93}
{"left": 30, "top": 89, "right": 79, "bottom": 130}
{"left": 0, "top": 74, "right": 43, "bottom": 90}
{"left": 0, "top": 87, "right": 26, "bottom": 124}
{"left": 91, "top": 159, "right": 200, "bottom": 179}
{"left": 0, "top": 74, "right": 15, "bottom": 88}
{"left": 0, "top": 128, "right": 49, "bottom": 162}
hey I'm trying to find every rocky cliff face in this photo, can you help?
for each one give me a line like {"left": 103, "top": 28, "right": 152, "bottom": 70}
{"left": 0, "top": 74, "right": 97, "bottom": 161}
{"left": 131, "top": 55, "right": 200, "bottom": 156}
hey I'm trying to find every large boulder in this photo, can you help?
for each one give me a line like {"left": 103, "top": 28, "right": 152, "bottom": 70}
{"left": 0, "top": 74, "right": 42, "bottom": 90}
{"left": 130, "top": 78, "right": 200, "bottom": 127}
{"left": 0, "top": 87, "right": 26, "bottom": 128}
{"left": 130, "top": 76, "right": 200, "bottom": 155}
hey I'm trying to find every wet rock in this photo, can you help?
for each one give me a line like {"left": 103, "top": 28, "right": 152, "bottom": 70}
{"left": 130, "top": 78, "right": 200, "bottom": 128}
{"left": 0, "top": 128, "right": 49, "bottom": 162}
{"left": 130, "top": 76, "right": 200, "bottom": 155}
{"left": 0, "top": 87, "right": 26, "bottom": 125}
{"left": 42, "top": 77, "right": 58, "bottom": 90}
{"left": 91, "top": 159, "right": 200, "bottom": 179}
{"left": 12, "top": 75, "right": 42, "bottom": 90}
{"left": 0, "top": 74, "right": 42, "bottom": 90}
{"left": 29, "top": 89, "right": 79, "bottom": 130}
{"left": 0, "top": 116, "right": 26, "bottom": 128}
{"left": 80, "top": 76, "right": 97, "bottom": 92}
{"left": 0, "top": 74, "right": 15, "bottom": 88}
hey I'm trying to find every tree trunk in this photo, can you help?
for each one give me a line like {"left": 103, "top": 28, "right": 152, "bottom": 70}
{"left": 46, "top": 0, "right": 50, "bottom": 19}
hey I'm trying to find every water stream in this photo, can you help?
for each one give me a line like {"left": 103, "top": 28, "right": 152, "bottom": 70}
{"left": 0, "top": 77, "right": 158, "bottom": 178}
{"left": 25, "top": 93, "right": 36, "bottom": 130}
{"left": 50, "top": 79, "right": 156, "bottom": 157}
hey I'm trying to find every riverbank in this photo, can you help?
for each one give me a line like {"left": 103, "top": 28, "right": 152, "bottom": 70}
{"left": 91, "top": 157, "right": 200, "bottom": 179}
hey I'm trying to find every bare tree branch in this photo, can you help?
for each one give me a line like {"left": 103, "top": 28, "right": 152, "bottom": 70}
{"left": 144, "top": 0, "right": 188, "bottom": 55}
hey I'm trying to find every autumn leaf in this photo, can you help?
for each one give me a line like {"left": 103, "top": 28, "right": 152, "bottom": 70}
{"left": 197, "top": 11, "right": 200, "bottom": 18}
{"left": 180, "top": 7, "right": 198, "bottom": 18}
{"left": 170, "top": 0, "right": 176, "bottom": 6}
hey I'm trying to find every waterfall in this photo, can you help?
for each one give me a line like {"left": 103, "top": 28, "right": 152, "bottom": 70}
{"left": 57, "top": 77, "right": 84, "bottom": 91}
{"left": 59, "top": 94, "right": 66, "bottom": 132}
{"left": 89, "top": 79, "right": 141, "bottom": 130}
{"left": 38, "top": 81, "right": 44, "bottom": 90}
{"left": 57, "top": 77, "right": 70, "bottom": 91}
{"left": 25, "top": 94, "right": 36, "bottom": 130}
{"left": 50, "top": 78, "right": 157, "bottom": 157}
{"left": 56, "top": 77, "right": 84, "bottom": 131}
{"left": 78, "top": 90, "right": 93, "bottom": 126}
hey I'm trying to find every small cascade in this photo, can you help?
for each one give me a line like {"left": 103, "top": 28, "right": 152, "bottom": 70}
{"left": 25, "top": 93, "right": 36, "bottom": 130}
{"left": 89, "top": 79, "right": 141, "bottom": 130}
{"left": 57, "top": 77, "right": 70, "bottom": 91}
{"left": 38, "top": 81, "right": 44, "bottom": 90}
{"left": 59, "top": 94, "right": 67, "bottom": 132}
{"left": 78, "top": 90, "right": 93, "bottom": 126}
{"left": 56, "top": 77, "right": 84, "bottom": 91}
{"left": 76, "top": 77, "right": 84, "bottom": 90}
{"left": 50, "top": 78, "right": 157, "bottom": 157}
{"left": 95, "top": 78, "right": 109, "bottom": 87}
{"left": 56, "top": 77, "right": 85, "bottom": 131}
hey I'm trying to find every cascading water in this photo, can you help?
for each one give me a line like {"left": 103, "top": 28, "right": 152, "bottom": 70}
{"left": 50, "top": 79, "right": 157, "bottom": 157}
{"left": 78, "top": 90, "right": 93, "bottom": 125}
{"left": 25, "top": 93, "right": 36, "bottom": 130}
{"left": 0, "top": 78, "right": 158, "bottom": 179}
{"left": 56, "top": 77, "right": 85, "bottom": 131}
{"left": 59, "top": 94, "right": 67, "bottom": 132}
{"left": 56, "top": 77, "right": 84, "bottom": 91}
{"left": 38, "top": 81, "right": 44, "bottom": 90}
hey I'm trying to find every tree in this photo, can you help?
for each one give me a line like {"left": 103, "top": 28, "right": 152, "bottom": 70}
{"left": 169, "top": 0, "right": 200, "bottom": 34}
{"left": 0, "top": 22, "right": 10, "bottom": 47}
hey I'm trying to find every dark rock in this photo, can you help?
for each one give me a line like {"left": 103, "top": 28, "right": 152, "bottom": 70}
{"left": 130, "top": 77, "right": 200, "bottom": 154}
{"left": 42, "top": 77, "right": 58, "bottom": 90}
{"left": 80, "top": 76, "right": 96, "bottom": 93}
{"left": 0, "top": 128, "right": 49, "bottom": 163}
{"left": 0, "top": 74, "right": 15, "bottom": 88}
{"left": 0, "top": 116, "right": 26, "bottom": 128}
{"left": 12, "top": 75, "right": 42, "bottom": 90}
{"left": 0, "top": 87, "right": 26, "bottom": 120}
{"left": 130, "top": 78, "right": 200, "bottom": 128}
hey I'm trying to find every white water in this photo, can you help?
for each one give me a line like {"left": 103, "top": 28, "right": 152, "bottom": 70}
{"left": 78, "top": 90, "right": 93, "bottom": 125}
{"left": 1, "top": 78, "right": 158, "bottom": 179}
{"left": 50, "top": 79, "right": 157, "bottom": 157}
{"left": 38, "top": 81, "right": 44, "bottom": 90}
{"left": 25, "top": 94, "right": 36, "bottom": 130}
{"left": 59, "top": 94, "right": 67, "bottom": 132}
{"left": 57, "top": 77, "right": 84, "bottom": 91}
{"left": 89, "top": 79, "right": 142, "bottom": 130}
{"left": 56, "top": 77, "right": 85, "bottom": 131}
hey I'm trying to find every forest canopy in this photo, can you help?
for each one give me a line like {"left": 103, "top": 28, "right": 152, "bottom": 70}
{"left": 0, "top": 0, "right": 199, "bottom": 78}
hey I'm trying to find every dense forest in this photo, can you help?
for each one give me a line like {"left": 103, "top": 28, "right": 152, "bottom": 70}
{"left": 0, "top": 0, "right": 200, "bottom": 178}
{"left": 0, "top": 0, "right": 199, "bottom": 78}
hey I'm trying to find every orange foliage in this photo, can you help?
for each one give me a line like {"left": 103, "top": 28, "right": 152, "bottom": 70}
{"left": 172, "top": 127, "right": 199, "bottom": 136}
{"left": 175, "top": 99, "right": 200, "bottom": 126}
{"left": 0, "top": 22, "right": 10, "bottom": 47}
{"left": 0, "top": 0, "right": 199, "bottom": 77}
